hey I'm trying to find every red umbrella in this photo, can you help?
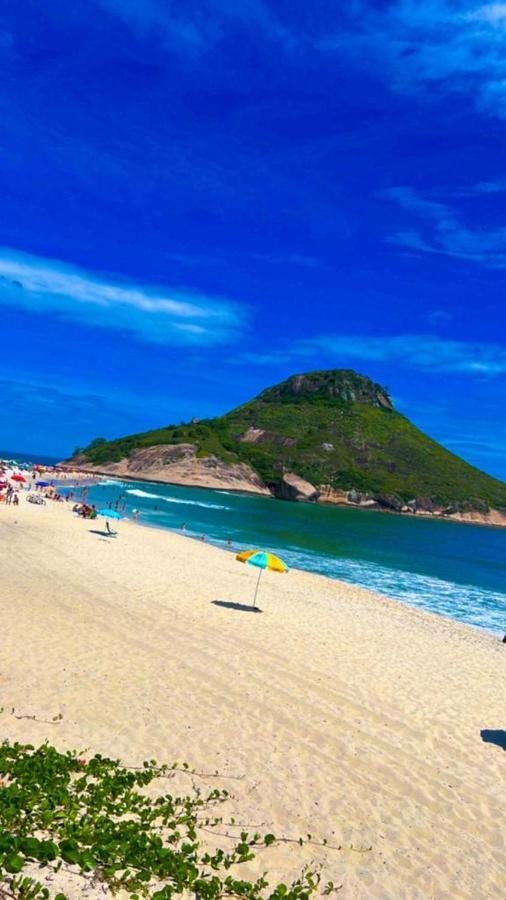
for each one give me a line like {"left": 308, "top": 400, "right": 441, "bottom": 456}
{"left": 11, "top": 474, "right": 26, "bottom": 482}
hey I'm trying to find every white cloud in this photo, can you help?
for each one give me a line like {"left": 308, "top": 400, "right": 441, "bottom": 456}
{"left": 468, "top": 2, "right": 506, "bottom": 23}
{"left": 383, "top": 186, "right": 506, "bottom": 266}
{"left": 297, "top": 334, "right": 506, "bottom": 375}
{"left": 233, "top": 333, "right": 506, "bottom": 376}
{"left": 465, "top": 179, "right": 506, "bottom": 194}
{"left": 0, "top": 248, "right": 245, "bottom": 345}
{"left": 321, "top": 1, "right": 506, "bottom": 119}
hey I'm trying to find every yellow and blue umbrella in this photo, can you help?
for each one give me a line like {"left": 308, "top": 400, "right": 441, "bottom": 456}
{"left": 236, "top": 549, "right": 288, "bottom": 608}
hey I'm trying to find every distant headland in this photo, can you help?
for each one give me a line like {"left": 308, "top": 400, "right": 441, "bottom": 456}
{"left": 66, "top": 369, "right": 506, "bottom": 528}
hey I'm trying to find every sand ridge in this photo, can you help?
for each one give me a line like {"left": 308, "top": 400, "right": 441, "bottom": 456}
{"left": 0, "top": 500, "right": 505, "bottom": 898}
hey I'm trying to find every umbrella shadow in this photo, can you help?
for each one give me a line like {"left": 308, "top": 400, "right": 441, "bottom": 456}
{"left": 212, "top": 600, "right": 263, "bottom": 614}
{"left": 88, "top": 528, "right": 117, "bottom": 539}
{"left": 480, "top": 729, "right": 506, "bottom": 750}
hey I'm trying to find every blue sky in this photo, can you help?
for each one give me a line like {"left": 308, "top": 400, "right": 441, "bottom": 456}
{"left": 0, "top": 1, "right": 505, "bottom": 478}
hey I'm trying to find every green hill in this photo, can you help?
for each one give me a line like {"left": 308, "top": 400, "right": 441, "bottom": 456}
{"left": 73, "top": 369, "right": 506, "bottom": 513}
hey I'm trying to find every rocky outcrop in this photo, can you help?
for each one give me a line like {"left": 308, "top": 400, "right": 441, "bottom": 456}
{"left": 238, "top": 427, "right": 296, "bottom": 448}
{"left": 275, "top": 472, "right": 319, "bottom": 502}
{"left": 346, "top": 488, "right": 377, "bottom": 506}
{"left": 258, "top": 370, "right": 393, "bottom": 410}
{"left": 239, "top": 427, "right": 269, "bottom": 444}
{"left": 375, "top": 493, "right": 405, "bottom": 512}
{"left": 68, "top": 448, "right": 506, "bottom": 525}
{"left": 75, "top": 444, "right": 271, "bottom": 496}
{"left": 445, "top": 508, "right": 506, "bottom": 527}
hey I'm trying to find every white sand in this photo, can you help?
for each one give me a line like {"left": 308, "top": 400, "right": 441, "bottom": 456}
{"left": 1, "top": 499, "right": 505, "bottom": 899}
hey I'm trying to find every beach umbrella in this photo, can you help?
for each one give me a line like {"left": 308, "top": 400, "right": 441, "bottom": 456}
{"left": 36, "top": 481, "right": 50, "bottom": 487}
{"left": 97, "top": 508, "right": 122, "bottom": 519}
{"left": 11, "top": 474, "right": 25, "bottom": 482}
{"left": 236, "top": 549, "right": 288, "bottom": 608}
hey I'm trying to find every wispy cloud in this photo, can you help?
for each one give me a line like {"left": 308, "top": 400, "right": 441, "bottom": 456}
{"left": 457, "top": 179, "right": 506, "bottom": 196}
{"left": 382, "top": 185, "right": 506, "bottom": 266}
{"left": 0, "top": 249, "right": 245, "bottom": 345}
{"left": 321, "top": 1, "right": 506, "bottom": 119}
{"left": 299, "top": 334, "right": 506, "bottom": 375}
{"left": 167, "top": 251, "right": 325, "bottom": 269}
{"left": 228, "top": 350, "right": 292, "bottom": 367}
{"left": 252, "top": 253, "right": 325, "bottom": 268}
{"left": 232, "top": 334, "right": 506, "bottom": 376}
{"left": 428, "top": 310, "right": 453, "bottom": 324}
{"left": 93, "top": 0, "right": 294, "bottom": 53}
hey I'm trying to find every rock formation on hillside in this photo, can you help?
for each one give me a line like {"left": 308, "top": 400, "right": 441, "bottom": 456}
{"left": 67, "top": 369, "right": 506, "bottom": 526}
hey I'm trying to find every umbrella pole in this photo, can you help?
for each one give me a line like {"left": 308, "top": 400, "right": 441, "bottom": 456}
{"left": 253, "top": 567, "right": 262, "bottom": 608}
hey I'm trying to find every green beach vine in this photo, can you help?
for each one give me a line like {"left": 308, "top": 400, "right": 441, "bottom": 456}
{"left": 0, "top": 740, "right": 335, "bottom": 900}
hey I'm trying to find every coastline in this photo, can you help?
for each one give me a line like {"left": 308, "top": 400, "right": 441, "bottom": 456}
{"left": 1, "top": 498, "right": 505, "bottom": 898}
{"left": 67, "top": 465, "right": 506, "bottom": 530}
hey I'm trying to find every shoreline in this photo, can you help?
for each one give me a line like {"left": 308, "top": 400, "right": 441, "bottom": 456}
{"left": 8, "top": 495, "right": 505, "bottom": 640}
{"left": 54, "top": 474, "right": 506, "bottom": 637}
{"left": 65, "top": 465, "right": 506, "bottom": 530}
{"left": 55, "top": 473, "right": 506, "bottom": 638}
{"left": 1, "top": 497, "right": 505, "bottom": 898}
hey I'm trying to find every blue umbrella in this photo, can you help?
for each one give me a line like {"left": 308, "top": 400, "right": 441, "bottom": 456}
{"left": 36, "top": 481, "right": 50, "bottom": 487}
{"left": 97, "top": 508, "right": 122, "bottom": 519}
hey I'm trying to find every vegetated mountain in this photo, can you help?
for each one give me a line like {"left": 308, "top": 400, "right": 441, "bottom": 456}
{"left": 71, "top": 370, "right": 506, "bottom": 517}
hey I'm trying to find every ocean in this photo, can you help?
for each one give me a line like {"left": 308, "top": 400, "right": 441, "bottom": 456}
{"left": 64, "top": 476, "right": 506, "bottom": 637}
{"left": 0, "top": 450, "right": 61, "bottom": 467}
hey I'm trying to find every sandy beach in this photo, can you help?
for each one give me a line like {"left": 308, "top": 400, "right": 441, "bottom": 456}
{"left": 1, "top": 499, "right": 505, "bottom": 899}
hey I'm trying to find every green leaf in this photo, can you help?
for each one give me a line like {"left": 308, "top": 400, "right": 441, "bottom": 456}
{"left": 59, "top": 839, "right": 80, "bottom": 865}
{"left": 81, "top": 850, "right": 96, "bottom": 871}
{"left": 0, "top": 738, "right": 323, "bottom": 900}
{"left": 5, "top": 852, "right": 24, "bottom": 873}
{"left": 20, "top": 837, "right": 41, "bottom": 858}
{"left": 38, "top": 840, "right": 58, "bottom": 862}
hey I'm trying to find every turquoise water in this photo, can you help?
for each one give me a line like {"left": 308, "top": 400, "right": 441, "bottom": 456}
{"left": 66, "top": 477, "right": 506, "bottom": 636}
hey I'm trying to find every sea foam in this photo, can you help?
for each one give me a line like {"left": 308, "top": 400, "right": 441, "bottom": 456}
{"left": 277, "top": 547, "right": 506, "bottom": 636}
{"left": 126, "top": 488, "right": 229, "bottom": 510}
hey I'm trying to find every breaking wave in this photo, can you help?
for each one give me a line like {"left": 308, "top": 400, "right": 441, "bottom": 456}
{"left": 277, "top": 547, "right": 506, "bottom": 635}
{"left": 126, "top": 488, "right": 229, "bottom": 510}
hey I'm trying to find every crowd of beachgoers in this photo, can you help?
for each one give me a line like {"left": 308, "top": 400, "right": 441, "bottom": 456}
{"left": 0, "top": 457, "right": 144, "bottom": 528}
{"left": 0, "top": 457, "right": 99, "bottom": 506}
